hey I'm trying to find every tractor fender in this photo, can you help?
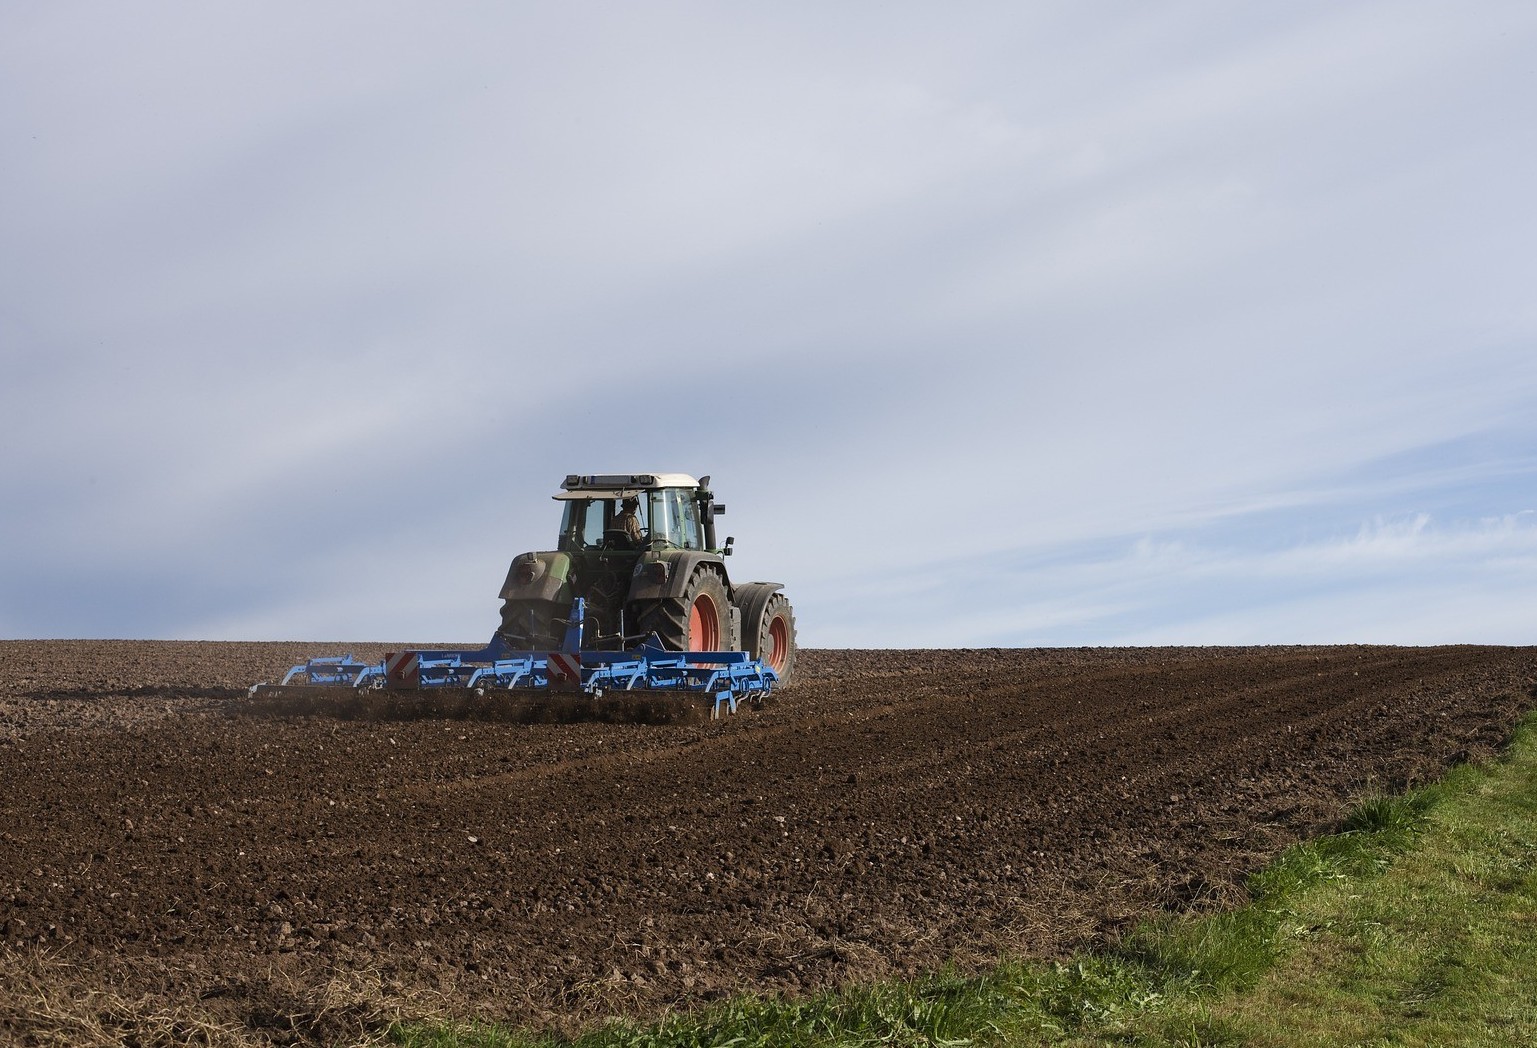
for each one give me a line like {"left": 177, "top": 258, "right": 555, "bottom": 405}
{"left": 498, "top": 551, "right": 572, "bottom": 604}
{"left": 626, "top": 551, "right": 728, "bottom": 604}
{"left": 733, "top": 581, "right": 786, "bottom": 638}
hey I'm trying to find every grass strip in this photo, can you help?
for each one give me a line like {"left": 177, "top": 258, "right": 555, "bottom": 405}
{"left": 1130, "top": 719, "right": 1537, "bottom": 1047}
{"left": 393, "top": 713, "right": 1537, "bottom": 1048}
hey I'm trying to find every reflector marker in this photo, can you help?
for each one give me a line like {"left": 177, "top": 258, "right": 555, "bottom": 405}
{"left": 385, "top": 651, "right": 420, "bottom": 688}
{"left": 548, "top": 652, "right": 581, "bottom": 686}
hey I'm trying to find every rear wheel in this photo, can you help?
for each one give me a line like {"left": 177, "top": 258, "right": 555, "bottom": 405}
{"left": 498, "top": 599, "right": 563, "bottom": 650}
{"left": 637, "top": 570, "right": 728, "bottom": 651}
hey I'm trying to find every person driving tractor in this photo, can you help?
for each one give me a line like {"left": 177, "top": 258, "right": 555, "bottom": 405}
{"left": 615, "top": 495, "right": 643, "bottom": 545}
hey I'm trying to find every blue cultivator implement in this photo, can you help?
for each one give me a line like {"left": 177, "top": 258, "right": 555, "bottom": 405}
{"left": 247, "top": 599, "right": 780, "bottom": 724}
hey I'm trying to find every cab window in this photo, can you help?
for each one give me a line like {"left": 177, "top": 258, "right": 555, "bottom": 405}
{"left": 676, "top": 490, "right": 702, "bottom": 549}
{"left": 647, "top": 491, "right": 677, "bottom": 548}
{"left": 560, "top": 499, "right": 610, "bottom": 550}
{"left": 650, "top": 489, "right": 701, "bottom": 549}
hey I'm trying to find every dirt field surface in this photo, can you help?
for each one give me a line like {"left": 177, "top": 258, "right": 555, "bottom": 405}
{"left": 2, "top": 640, "right": 1534, "bottom": 1045}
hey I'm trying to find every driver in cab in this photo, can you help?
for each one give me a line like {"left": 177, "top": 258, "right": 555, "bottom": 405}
{"left": 614, "top": 495, "right": 643, "bottom": 546}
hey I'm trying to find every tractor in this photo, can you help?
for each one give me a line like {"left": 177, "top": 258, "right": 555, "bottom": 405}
{"left": 497, "top": 473, "right": 796, "bottom": 686}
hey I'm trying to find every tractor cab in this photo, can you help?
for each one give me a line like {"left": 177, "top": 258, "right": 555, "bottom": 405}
{"left": 554, "top": 473, "right": 725, "bottom": 555}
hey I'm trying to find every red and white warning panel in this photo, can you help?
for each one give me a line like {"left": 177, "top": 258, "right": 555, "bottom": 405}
{"left": 547, "top": 652, "right": 581, "bottom": 690}
{"left": 384, "top": 651, "right": 420, "bottom": 689}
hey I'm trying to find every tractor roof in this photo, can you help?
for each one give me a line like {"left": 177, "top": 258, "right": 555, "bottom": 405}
{"left": 555, "top": 473, "right": 701, "bottom": 500}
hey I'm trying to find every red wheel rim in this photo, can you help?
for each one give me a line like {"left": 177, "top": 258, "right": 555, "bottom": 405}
{"left": 688, "top": 594, "right": 720, "bottom": 651}
{"left": 767, "top": 615, "right": 789, "bottom": 671}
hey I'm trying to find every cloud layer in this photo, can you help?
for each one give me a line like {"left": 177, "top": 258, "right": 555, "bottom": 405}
{"left": 3, "top": 2, "right": 1535, "bottom": 645}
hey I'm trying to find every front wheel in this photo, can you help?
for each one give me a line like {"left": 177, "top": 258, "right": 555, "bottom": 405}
{"left": 746, "top": 591, "right": 797, "bottom": 687}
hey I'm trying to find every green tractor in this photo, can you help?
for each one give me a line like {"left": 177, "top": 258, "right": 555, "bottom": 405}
{"left": 497, "top": 473, "right": 797, "bottom": 686}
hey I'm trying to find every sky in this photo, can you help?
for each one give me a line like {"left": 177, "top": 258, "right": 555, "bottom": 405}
{"left": 3, "top": 1, "right": 1535, "bottom": 647}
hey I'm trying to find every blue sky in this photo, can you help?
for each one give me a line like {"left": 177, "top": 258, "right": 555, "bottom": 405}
{"left": 3, "top": 2, "right": 1535, "bottom": 646}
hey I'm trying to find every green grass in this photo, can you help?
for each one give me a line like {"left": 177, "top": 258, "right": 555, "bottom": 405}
{"left": 1151, "top": 726, "right": 1537, "bottom": 1048}
{"left": 392, "top": 713, "right": 1537, "bottom": 1048}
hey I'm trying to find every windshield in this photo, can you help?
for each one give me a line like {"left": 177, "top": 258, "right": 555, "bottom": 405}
{"left": 556, "top": 490, "right": 704, "bottom": 551}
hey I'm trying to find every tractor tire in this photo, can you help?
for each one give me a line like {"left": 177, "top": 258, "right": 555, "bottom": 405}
{"left": 636, "top": 569, "right": 729, "bottom": 652}
{"left": 745, "top": 591, "right": 797, "bottom": 687}
{"left": 498, "top": 599, "right": 564, "bottom": 650}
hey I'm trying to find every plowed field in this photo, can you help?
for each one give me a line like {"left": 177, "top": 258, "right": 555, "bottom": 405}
{"left": 1, "top": 641, "right": 1534, "bottom": 1044}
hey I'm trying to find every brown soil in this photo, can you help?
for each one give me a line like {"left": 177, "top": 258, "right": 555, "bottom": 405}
{"left": 1, "top": 640, "right": 1534, "bottom": 1044}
